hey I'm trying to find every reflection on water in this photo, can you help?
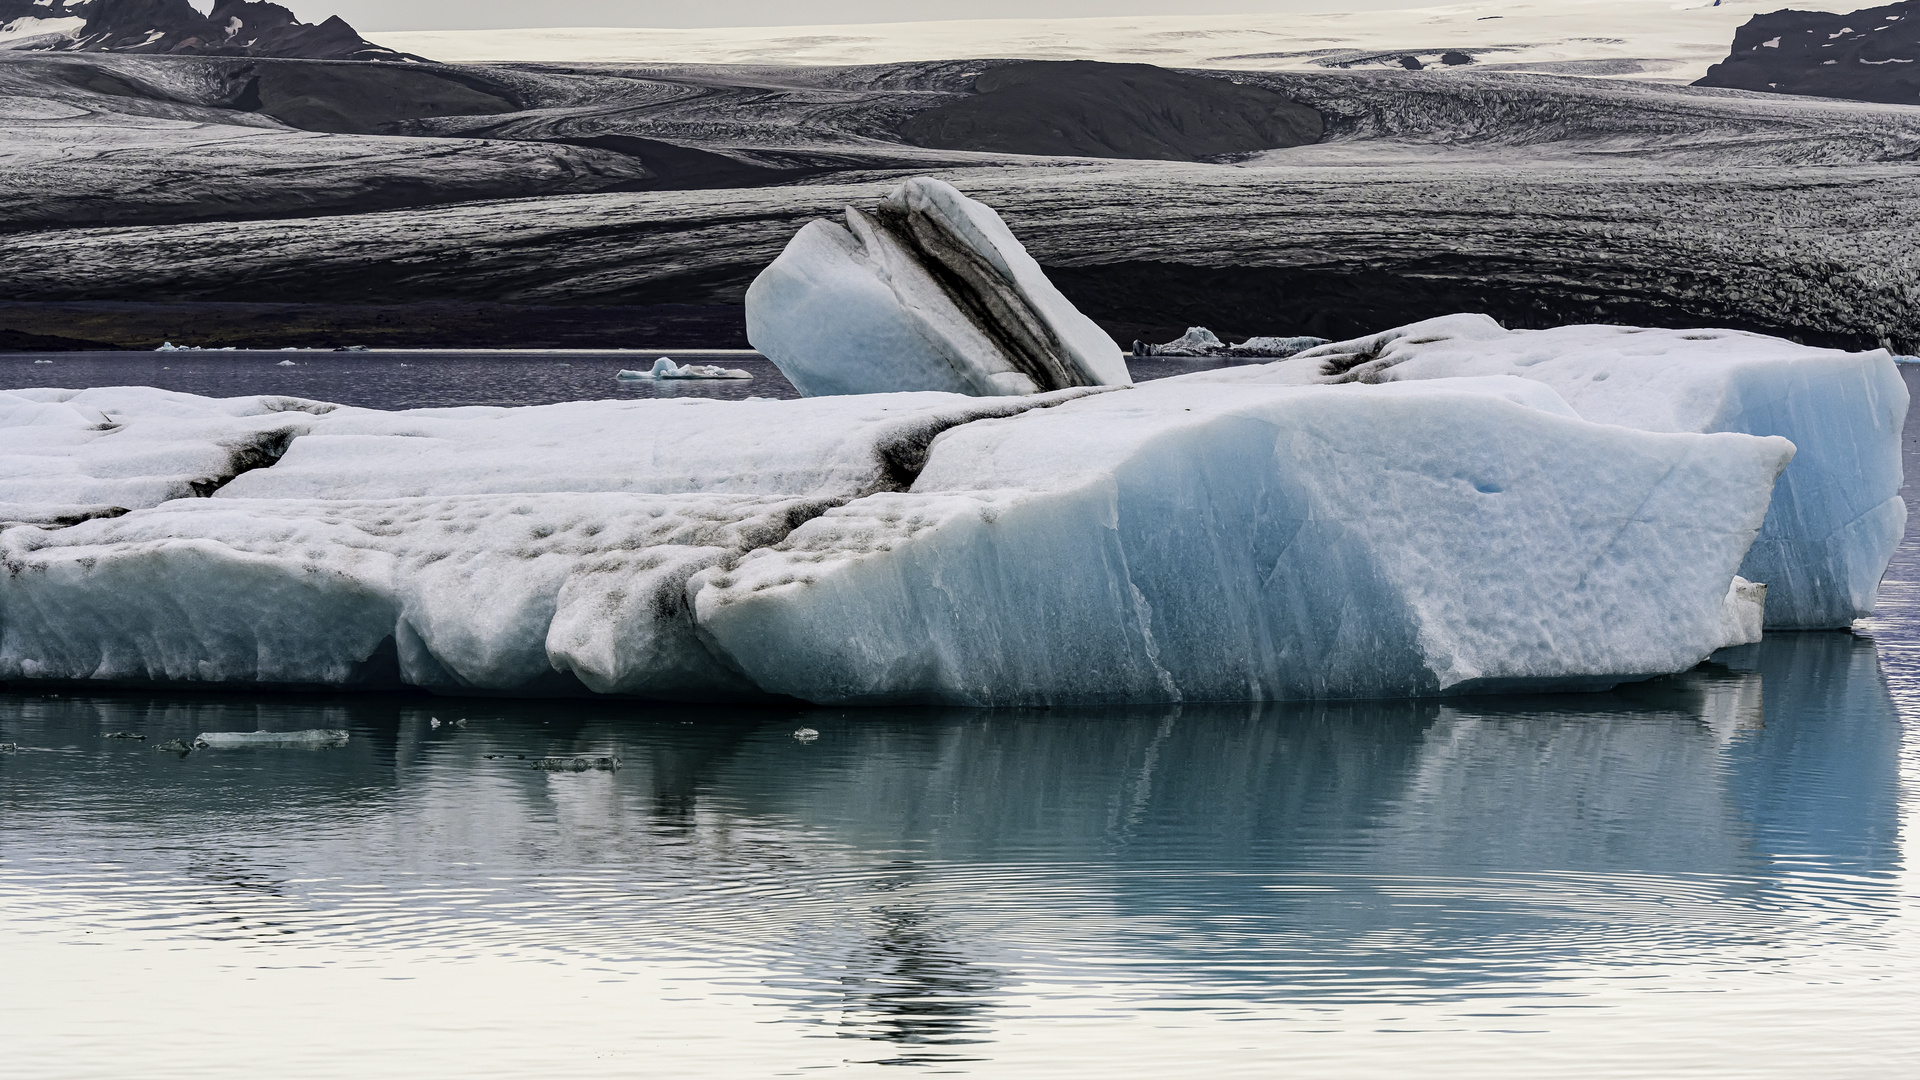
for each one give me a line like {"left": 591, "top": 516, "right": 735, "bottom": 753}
{"left": 0, "top": 631, "right": 1911, "bottom": 1075}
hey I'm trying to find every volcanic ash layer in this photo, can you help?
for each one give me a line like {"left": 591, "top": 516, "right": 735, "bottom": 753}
{"left": 0, "top": 368, "right": 1813, "bottom": 704}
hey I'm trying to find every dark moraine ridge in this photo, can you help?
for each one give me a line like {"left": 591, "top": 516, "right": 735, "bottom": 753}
{"left": 1696, "top": 0, "right": 1920, "bottom": 104}
{"left": 899, "top": 60, "right": 1323, "bottom": 160}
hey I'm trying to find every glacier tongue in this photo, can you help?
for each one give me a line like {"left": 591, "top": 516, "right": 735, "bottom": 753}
{"left": 745, "top": 177, "right": 1130, "bottom": 398}
{"left": 690, "top": 379, "right": 1792, "bottom": 706}
{"left": 1175, "top": 315, "right": 1909, "bottom": 629}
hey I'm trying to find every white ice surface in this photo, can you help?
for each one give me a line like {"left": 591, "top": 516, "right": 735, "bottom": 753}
{"left": 747, "top": 178, "right": 1127, "bottom": 398}
{"left": 0, "top": 374, "right": 1799, "bottom": 702}
{"left": 369, "top": 1, "right": 1771, "bottom": 83}
{"left": 1176, "top": 315, "right": 1910, "bottom": 628}
{"left": 691, "top": 379, "right": 1790, "bottom": 706}
{"left": 0, "top": 387, "right": 331, "bottom": 522}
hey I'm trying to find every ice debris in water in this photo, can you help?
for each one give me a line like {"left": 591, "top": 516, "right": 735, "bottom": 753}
{"left": 1174, "top": 314, "right": 1909, "bottom": 629}
{"left": 277, "top": 360, "right": 298, "bottom": 367}
{"left": 0, "top": 743, "right": 18, "bottom": 753}
{"left": 747, "top": 177, "right": 1130, "bottom": 397}
{"left": 1132, "top": 327, "right": 1329, "bottom": 359}
{"left": 530, "top": 756, "right": 621, "bottom": 772}
{"left": 792, "top": 728, "right": 820, "bottom": 742}
{"left": 194, "top": 730, "right": 350, "bottom": 748}
{"left": 617, "top": 357, "right": 751, "bottom": 380}
{"left": 105, "top": 731, "right": 146, "bottom": 740}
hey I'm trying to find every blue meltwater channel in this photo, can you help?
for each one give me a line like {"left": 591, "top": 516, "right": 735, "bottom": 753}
{"left": 0, "top": 369, "right": 1916, "bottom": 1077}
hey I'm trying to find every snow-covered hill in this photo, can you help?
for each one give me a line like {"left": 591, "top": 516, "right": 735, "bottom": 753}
{"left": 369, "top": 1, "right": 1783, "bottom": 84}
{"left": 0, "top": 0, "right": 410, "bottom": 61}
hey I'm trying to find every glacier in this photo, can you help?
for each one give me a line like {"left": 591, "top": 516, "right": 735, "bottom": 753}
{"left": 1175, "top": 315, "right": 1909, "bottom": 629}
{"left": 692, "top": 378, "right": 1790, "bottom": 706}
{"left": 745, "top": 177, "right": 1130, "bottom": 398}
{"left": 0, "top": 373, "right": 1795, "bottom": 703}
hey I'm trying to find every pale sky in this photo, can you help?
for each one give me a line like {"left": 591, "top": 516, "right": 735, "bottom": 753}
{"left": 301, "top": 1, "right": 1431, "bottom": 32}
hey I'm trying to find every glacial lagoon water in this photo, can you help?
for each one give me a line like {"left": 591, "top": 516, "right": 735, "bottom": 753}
{"left": 0, "top": 349, "right": 1251, "bottom": 408}
{"left": 1, "top": 363, "right": 1917, "bottom": 1076}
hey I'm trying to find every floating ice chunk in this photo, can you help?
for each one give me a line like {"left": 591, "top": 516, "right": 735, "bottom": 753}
{"left": 617, "top": 357, "right": 751, "bottom": 380}
{"left": 277, "top": 360, "right": 298, "bottom": 367}
{"left": 1133, "top": 328, "right": 1328, "bottom": 359}
{"left": 531, "top": 756, "right": 620, "bottom": 772}
{"left": 746, "top": 177, "right": 1128, "bottom": 397}
{"left": 194, "top": 729, "right": 349, "bottom": 748}
{"left": 1176, "top": 315, "right": 1908, "bottom": 628}
{"left": 1231, "top": 335, "right": 1330, "bottom": 358}
{"left": 691, "top": 379, "right": 1792, "bottom": 706}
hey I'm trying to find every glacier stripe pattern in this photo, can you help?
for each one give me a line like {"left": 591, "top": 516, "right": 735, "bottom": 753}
{"left": 746, "top": 178, "right": 1130, "bottom": 398}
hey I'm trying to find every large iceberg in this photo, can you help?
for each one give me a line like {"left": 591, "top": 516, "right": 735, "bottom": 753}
{"left": 1171, "top": 315, "right": 1908, "bottom": 629}
{"left": 0, "top": 375, "right": 1790, "bottom": 703}
{"left": 745, "top": 177, "right": 1131, "bottom": 397}
{"left": 692, "top": 378, "right": 1790, "bottom": 705}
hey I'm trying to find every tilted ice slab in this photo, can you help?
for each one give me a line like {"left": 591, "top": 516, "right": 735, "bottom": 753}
{"left": 691, "top": 378, "right": 1790, "bottom": 706}
{"left": 746, "top": 177, "right": 1129, "bottom": 398}
{"left": 1174, "top": 315, "right": 1909, "bottom": 629}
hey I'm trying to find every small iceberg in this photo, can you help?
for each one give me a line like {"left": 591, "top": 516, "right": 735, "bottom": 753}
{"left": 617, "top": 357, "right": 752, "bottom": 381}
{"left": 277, "top": 360, "right": 298, "bottom": 367}
{"left": 1132, "top": 327, "right": 1329, "bottom": 359}
{"left": 530, "top": 756, "right": 621, "bottom": 772}
{"left": 32, "top": 359, "right": 52, "bottom": 364}
{"left": 194, "top": 729, "right": 350, "bottom": 749}
{"left": 155, "top": 343, "right": 238, "bottom": 353}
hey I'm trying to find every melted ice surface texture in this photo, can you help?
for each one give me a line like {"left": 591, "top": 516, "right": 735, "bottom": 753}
{"left": 746, "top": 177, "right": 1128, "bottom": 398}
{"left": 693, "top": 379, "right": 1788, "bottom": 706}
{"left": 1178, "top": 315, "right": 1910, "bottom": 630}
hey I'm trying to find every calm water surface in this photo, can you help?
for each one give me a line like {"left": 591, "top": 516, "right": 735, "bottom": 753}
{"left": 1, "top": 350, "right": 1240, "bottom": 408}
{"left": 1, "top": 362, "right": 1916, "bottom": 1077}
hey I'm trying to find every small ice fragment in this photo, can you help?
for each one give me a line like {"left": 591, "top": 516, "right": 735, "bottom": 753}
{"left": 792, "top": 727, "right": 820, "bottom": 742}
{"left": 105, "top": 731, "right": 146, "bottom": 740}
{"left": 32, "top": 359, "right": 53, "bottom": 364}
{"left": 530, "top": 756, "right": 621, "bottom": 772}
{"left": 619, "top": 357, "right": 752, "bottom": 380}
{"left": 430, "top": 716, "right": 441, "bottom": 728}
{"left": 277, "top": 360, "right": 298, "bottom": 367}
{"left": 153, "top": 739, "right": 193, "bottom": 754}
{"left": 193, "top": 729, "right": 350, "bottom": 748}
{"left": 0, "top": 743, "right": 18, "bottom": 753}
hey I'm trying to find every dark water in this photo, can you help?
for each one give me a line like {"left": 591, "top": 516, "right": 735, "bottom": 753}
{"left": 0, "top": 367, "right": 1916, "bottom": 1077}
{"left": 1, "top": 350, "right": 1255, "bottom": 408}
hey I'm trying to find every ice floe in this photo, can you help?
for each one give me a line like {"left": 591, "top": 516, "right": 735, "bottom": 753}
{"left": 1133, "top": 327, "right": 1329, "bottom": 359}
{"left": 616, "top": 357, "right": 751, "bottom": 380}
{"left": 195, "top": 730, "right": 349, "bottom": 749}
{"left": 747, "top": 177, "right": 1129, "bottom": 397}
{"left": 0, "top": 344, "right": 1855, "bottom": 702}
{"left": 692, "top": 378, "right": 1790, "bottom": 705}
{"left": 1174, "top": 315, "right": 1908, "bottom": 629}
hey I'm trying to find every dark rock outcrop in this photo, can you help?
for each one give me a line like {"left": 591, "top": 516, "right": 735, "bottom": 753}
{"left": 898, "top": 60, "right": 1322, "bottom": 161}
{"left": 0, "top": 0, "right": 417, "bottom": 61}
{"left": 1696, "top": 1, "right": 1920, "bottom": 104}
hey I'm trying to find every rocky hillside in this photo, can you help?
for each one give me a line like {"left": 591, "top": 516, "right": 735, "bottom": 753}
{"left": 0, "top": 0, "right": 413, "bottom": 61}
{"left": 1696, "top": 1, "right": 1920, "bottom": 104}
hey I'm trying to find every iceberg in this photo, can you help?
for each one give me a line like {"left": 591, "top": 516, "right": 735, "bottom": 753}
{"left": 1175, "top": 315, "right": 1908, "bottom": 629}
{"left": 0, "top": 387, "right": 1103, "bottom": 697}
{"left": 616, "top": 357, "right": 751, "bottom": 380}
{"left": 745, "top": 177, "right": 1130, "bottom": 397}
{"left": 0, "top": 374, "right": 1806, "bottom": 704}
{"left": 1132, "top": 328, "right": 1329, "bottom": 359}
{"left": 195, "top": 730, "right": 350, "bottom": 749}
{"left": 692, "top": 379, "right": 1791, "bottom": 706}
